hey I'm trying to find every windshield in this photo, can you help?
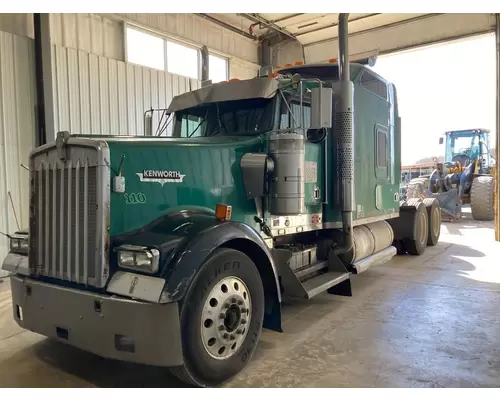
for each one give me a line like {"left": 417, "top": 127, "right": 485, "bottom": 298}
{"left": 172, "top": 97, "right": 275, "bottom": 137}
{"left": 447, "top": 134, "right": 481, "bottom": 161}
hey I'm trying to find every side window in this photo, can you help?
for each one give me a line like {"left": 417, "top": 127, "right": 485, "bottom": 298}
{"left": 177, "top": 114, "right": 203, "bottom": 137}
{"left": 375, "top": 126, "right": 389, "bottom": 180}
{"left": 361, "top": 71, "right": 388, "bottom": 100}
{"left": 376, "top": 129, "right": 388, "bottom": 168}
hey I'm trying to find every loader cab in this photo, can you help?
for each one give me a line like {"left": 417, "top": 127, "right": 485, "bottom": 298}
{"left": 442, "top": 129, "right": 492, "bottom": 170}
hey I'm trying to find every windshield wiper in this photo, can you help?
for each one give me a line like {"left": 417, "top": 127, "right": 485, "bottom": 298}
{"left": 188, "top": 109, "right": 209, "bottom": 138}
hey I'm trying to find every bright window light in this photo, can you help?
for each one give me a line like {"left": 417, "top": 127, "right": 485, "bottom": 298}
{"left": 209, "top": 54, "right": 228, "bottom": 83}
{"left": 126, "top": 27, "right": 165, "bottom": 71}
{"left": 166, "top": 41, "right": 199, "bottom": 79}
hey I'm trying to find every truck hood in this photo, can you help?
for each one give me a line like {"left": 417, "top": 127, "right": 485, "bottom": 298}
{"left": 104, "top": 135, "right": 263, "bottom": 236}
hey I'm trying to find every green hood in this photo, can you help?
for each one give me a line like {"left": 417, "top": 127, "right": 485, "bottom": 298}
{"left": 105, "top": 136, "right": 264, "bottom": 236}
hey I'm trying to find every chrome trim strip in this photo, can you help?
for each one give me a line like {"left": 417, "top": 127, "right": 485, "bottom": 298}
{"left": 67, "top": 160, "right": 72, "bottom": 280}
{"left": 37, "top": 163, "right": 43, "bottom": 267}
{"left": 83, "top": 160, "right": 89, "bottom": 284}
{"left": 75, "top": 160, "right": 80, "bottom": 283}
{"left": 44, "top": 162, "right": 49, "bottom": 270}
{"left": 59, "top": 161, "right": 65, "bottom": 278}
{"left": 51, "top": 162, "right": 57, "bottom": 277}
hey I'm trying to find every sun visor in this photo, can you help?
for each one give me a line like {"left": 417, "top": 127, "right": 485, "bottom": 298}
{"left": 167, "top": 78, "right": 279, "bottom": 113}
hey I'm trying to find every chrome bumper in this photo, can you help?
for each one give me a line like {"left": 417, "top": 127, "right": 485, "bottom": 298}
{"left": 10, "top": 275, "right": 184, "bottom": 367}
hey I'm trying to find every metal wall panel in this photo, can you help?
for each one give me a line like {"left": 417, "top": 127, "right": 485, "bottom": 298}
{"left": 0, "top": 14, "right": 34, "bottom": 38}
{"left": 229, "top": 58, "right": 260, "bottom": 80}
{"left": 50, "top": 13, "right": 125, "bottom": 62}
{"left": 52, "top": 44, "right": 201, "bottom": 136}
{"left": 0, "top": 31, "right": 36, "bottom": 275}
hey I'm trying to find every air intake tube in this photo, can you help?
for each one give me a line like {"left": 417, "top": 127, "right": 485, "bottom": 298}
{"left": 335, "top": 13, "right": 354, "bottom": 255}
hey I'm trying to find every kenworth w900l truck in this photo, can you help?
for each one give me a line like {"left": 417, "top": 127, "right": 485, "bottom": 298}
{"left": 2, "top": 15, "right": 440, "bottom": 387}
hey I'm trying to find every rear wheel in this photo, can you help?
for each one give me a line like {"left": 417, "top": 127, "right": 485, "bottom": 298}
{"left": 170, "top": 248, "right": 265, "bottom": 387}
{"left": 402, "top": 199, "right": 428, "bottom": 256}
{"left": 470, "top": 175, "right": 494, "bottom": 221}
{"left": 423, "top": 198, "right": 440, "bottom": 246}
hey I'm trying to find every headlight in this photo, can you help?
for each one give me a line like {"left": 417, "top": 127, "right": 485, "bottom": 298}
{"left": 10, "top": 235, "right": 29, "bottom": 254}
{"left": 116, "top": 245, "right": 160, "bottom": 274}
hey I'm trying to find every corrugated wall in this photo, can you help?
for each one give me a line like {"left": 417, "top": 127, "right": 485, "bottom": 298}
{"left": 0, "top": 31, "right": 36, "bottom": 276}
{"left": 50, "top": 13, "right": 125, "bottom": 62}
{"left": 51, "top": 44, "right": 201, "bottom": 136}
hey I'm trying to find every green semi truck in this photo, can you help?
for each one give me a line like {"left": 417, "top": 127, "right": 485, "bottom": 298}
{"left": 2, "top": 14, "right": 440, "bottom": 387}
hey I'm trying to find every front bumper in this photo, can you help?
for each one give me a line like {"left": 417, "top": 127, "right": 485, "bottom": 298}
{"left": 10, "top": 275, "right": 184, "bottom": 367}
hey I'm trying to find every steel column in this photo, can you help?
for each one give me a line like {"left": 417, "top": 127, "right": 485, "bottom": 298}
{"left": 34, "top": 13, "right": 55, "bottom": 146}
{"left": 495, "top": 14, "right": 500, "bottom": 242}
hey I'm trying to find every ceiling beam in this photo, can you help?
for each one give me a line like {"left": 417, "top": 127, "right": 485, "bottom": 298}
{"left": 239, "top": 13, "right": 297, "bottom": 41}
{"left": 295, "top": 13, "right": 380, "bottom": 37}
{"left": 272, "top": 13, "right": 305, "bottom": 24}
{"left": 303, "top": 14, "right": 443, "bottom": 47}
{"left": 195, "top": 13, "right": 257, "bottom": 40}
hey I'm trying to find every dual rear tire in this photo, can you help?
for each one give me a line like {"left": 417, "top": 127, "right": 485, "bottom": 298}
{"left": 390, "top": 197, "right": 440, "bottom": 256}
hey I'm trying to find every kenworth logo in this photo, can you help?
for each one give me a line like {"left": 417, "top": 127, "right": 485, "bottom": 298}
{"left": 136, "top": 170, "right": 186, "bottom": 186}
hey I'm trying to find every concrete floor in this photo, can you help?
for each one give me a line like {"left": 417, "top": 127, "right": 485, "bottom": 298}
{"left": 1, "top": 208, "right": 500, "bottom": 388}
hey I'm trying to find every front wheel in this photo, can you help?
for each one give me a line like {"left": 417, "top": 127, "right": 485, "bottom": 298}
{"left": 170, "top": 248, "right": 265, "bottom": 387}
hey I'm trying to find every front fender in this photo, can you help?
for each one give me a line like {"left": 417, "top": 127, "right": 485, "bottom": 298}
{"left": 162, "top": 219, "right": 279, "bottom": 301}
{"left": 110, "top": 208, "right": 282, "bottom": 331}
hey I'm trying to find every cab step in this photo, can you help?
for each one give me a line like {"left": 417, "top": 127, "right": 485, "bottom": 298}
{"left": 301, "top": 271, "right": 351, "bottom": 299}
{"left": 294, "top": 260, "right": 328, "bottom": 279}
{"left": 272, "top": 245, "right": 352, "bottom": 300}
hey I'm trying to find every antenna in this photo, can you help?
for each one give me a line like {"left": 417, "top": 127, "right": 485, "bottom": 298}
{"left": 8, "top": 191, "right": 21, "bottom": 231}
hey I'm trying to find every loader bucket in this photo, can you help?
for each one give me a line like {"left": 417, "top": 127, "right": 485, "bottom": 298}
{"left": 429, "top": 190, "right": 462, "bottom": 222}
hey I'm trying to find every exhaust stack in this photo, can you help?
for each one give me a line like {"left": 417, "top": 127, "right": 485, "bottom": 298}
{"left": 200, "top": 45, "right": 212, "bottom": 87}
{"left": 335, "top": 13, "right": 354, "bottom": 254}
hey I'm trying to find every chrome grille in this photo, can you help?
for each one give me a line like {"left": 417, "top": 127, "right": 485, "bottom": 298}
{"left": 29, "top": 139, "right": 110, "bottom": 287}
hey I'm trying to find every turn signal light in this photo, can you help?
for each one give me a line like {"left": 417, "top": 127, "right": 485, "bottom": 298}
{"left": 285, "top": 63, "right": 293, "bottom": 67}
{"left": 215, "top": 204, "right": 232, "bottom": 221}
{"left": 328, "top": 58, "right": 337, "bottom": 63}
{"left": 295, "top": 61, "right": 303, "bottom": 65}
{"left": 229, "top": 78, "right": 240, "bottom": 82}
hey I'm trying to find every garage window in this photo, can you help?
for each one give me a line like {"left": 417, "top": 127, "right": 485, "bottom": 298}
{"left": 126, "top": 27, "right": 165, "bottom": 71}
{"left": 166, "top": 40, "right": 199, "bottom": 79}
{"left": 209, "top": 54, "right": 228, "bottom": 83}
{"left": 126, "top": 26, "right": 228, "bottom": 82}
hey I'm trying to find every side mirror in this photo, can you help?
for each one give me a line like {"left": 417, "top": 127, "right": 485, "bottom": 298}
{"left": 439, "top": 137, "right": 444, "bottom": 145}
{"left": 310, "top": 87, "right": 333, "bottom": 129}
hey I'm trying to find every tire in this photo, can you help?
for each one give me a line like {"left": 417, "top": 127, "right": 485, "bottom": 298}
{"left": 402, "top": 199, "right": 428, "bottom": 256}
{"left": 406, "top": 177, "right": 429, "bottom": 199}
{"left": 423, "top": 198, "right": 440, "bottom": 246}
{"left": 393, "top": 239, "right": 406, "bottom": 255}
{"left": 170, "top": 248, "right": 265, "bottom": 387}
{"left": 470, "top": 175, "right": 494, "bottom": 221}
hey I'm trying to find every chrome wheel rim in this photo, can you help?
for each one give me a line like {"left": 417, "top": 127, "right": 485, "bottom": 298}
{"left": 200, "top": 276, "right": 251, "bottom": 360}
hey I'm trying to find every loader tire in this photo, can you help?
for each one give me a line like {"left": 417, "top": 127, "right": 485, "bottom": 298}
{"left": 405, "top": 177, "right": 429, "bottom": 199}
{"left": 470, "top": 175, "right": 494, "bottom": 221}
{"left": 423, "top": 197, "right": 440, "bottom": 246}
